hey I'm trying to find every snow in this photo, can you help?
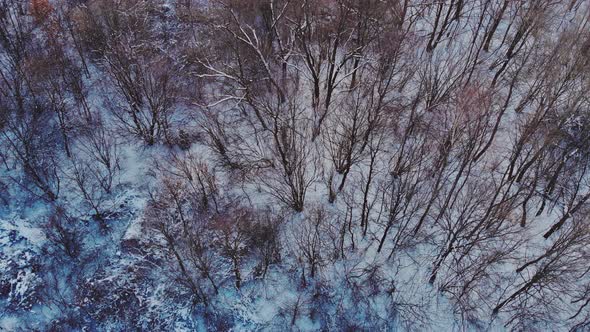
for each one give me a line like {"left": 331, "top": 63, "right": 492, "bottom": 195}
{"left": 1, "top": 0, "right": 590, "bottom": 330}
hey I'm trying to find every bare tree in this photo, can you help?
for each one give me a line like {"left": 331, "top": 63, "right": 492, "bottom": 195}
{"left": 493, "top": 215, "right": 590, "bottom": 329}
{"left": 64, "top": 124, "right": 121, "bottom": 227}
{"left": 260, "top": 100, "right": 318, "bottom": 212}
{"left": 292, "top": 206, "right": 328, "bottom": 284}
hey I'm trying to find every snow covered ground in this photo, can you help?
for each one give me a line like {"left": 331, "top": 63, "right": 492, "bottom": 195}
{"left": 1, "top": 0, "right": 590, "bottom": 331}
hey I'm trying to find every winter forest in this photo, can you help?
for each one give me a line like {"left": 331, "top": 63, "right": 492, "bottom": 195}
{"left": 1, "top": 0, "right": 590, "bottom": 330}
